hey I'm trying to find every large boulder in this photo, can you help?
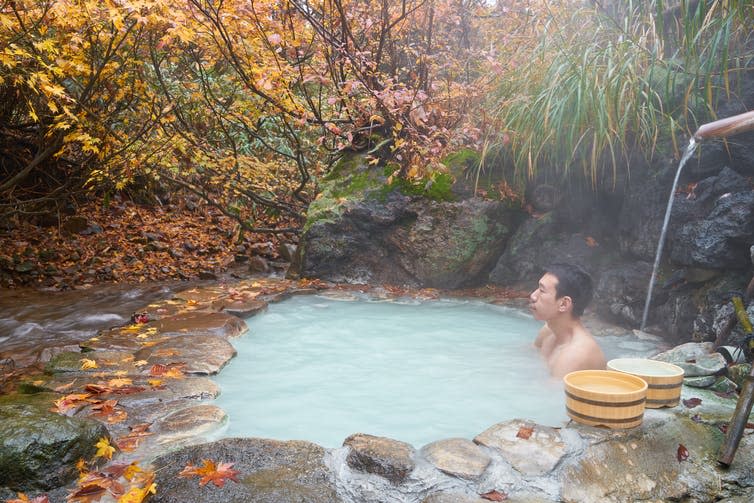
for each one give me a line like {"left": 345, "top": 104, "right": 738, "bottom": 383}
{"left": 0, "top": 393, "right": 109, "bottom": 492}
{"left": 298, "top": 153, "right": 523, "bottom": 288}
{"left": 150, "top": 437, "right": 341, "bottom": 503}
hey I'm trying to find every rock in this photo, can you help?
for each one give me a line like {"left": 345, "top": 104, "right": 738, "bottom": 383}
{"left": 421, "top": 438, "right": 491, "bottom": 480}
{"left": 211, "top": 297, "right": 268, "bottom": 318}
{"left": 150, "top": 437, "right": 341, "bottom": 503}
{"left": 60, "top": 216, "right": 89, "bottom": 235}
{"left": 152, "top": 311, "right": 248, "bottom": 338}
{"left": 249, "top": 256, "right": 270, "bottom": 273}
{"left": 474, "top": 420, "right": 567, "bottom": 476}
{"left": 653, "top": 343, "right": 727, "bottom": 377}
{"left": 38, "top": 344, "right": 83, "bottom": 363}
{"left": 153, "top": 404, "right": 227, "bottom": 448}
{"left": 684, "top": 376, "right": 717, "bottom": 388}
{"left": 343, "top": 433, "right": 415, "bottom": 484}
{"left": 299, "top": 156, "right": 523, "bottom": 288}
{"left": 45, "top": 349, "right": 138, "bottom": 375}
{"left": 709, "top": 376, "right": 739, "bottom": 394}
{"left": 592, "top": 261, "right": 653, "bottom": 326}
{"left": 560, "top": 415, "right": 726, "bottom": 502}
{"left": 727, "top": 363, "right": 752, "bottom": 388}
{"left": 671, "top": 190, "right": 754, "bottom": 268}
{"left": 0, "top": 393, "right": 109, "bottom": 491}
{"left": 278, "top": 243, "right": 297, "bottom": 262}
{"left": 133, "top": 335, "right": 236, "bottom": 375}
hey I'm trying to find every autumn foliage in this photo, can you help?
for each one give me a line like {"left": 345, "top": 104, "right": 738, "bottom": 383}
{"left": 1, "top": 0, "right": 538, "bottom": 228}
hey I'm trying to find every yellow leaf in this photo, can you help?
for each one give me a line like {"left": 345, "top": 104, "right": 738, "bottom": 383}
{"left": 80, "top": 358, "right": 98, "bottom": 370}
{"left": 148, "top": 379, "right": 163, "bottom": 387}
{"left": 123, "top": 462, "right": 142, "bottom": 481}
{"left": 133, "top": 360, "right": 148, "bottom": 367}
{"left": 95, "top": 437, "right": 116, "bottom": 460}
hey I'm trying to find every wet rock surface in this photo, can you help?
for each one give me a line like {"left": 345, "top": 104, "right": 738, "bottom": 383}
{"left": 343, "top": 433, "right": 416, "bottom": 484}
{"left": 151, "top": 438, "right": 341, "bottom": 503}
{"left": 0, "top": 394, "right": 109, "bottom": 492}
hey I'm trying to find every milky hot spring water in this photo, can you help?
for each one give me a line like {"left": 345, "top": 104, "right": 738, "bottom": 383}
{"left": 212, "top": 294, "right": 662, "bottom": 448}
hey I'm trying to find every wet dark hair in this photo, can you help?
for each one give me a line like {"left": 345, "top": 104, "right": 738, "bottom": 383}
{"left": 545, "top": 263, "right": 593, "bottom": 317}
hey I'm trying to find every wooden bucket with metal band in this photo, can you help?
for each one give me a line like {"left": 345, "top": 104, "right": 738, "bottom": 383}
{"left": 563, "top": 370, "right": 647, "bottom": 429}
{"left": 607, "top": 358, "right": 684, "bottom": 408}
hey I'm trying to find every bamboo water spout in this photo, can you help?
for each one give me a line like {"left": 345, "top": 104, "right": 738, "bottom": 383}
{"left": 694, "top": 109, "right": 754, "bottom": 140}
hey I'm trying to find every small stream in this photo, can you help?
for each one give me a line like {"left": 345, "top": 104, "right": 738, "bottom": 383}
{"left": 0, "top": 282, "right": 196, "bottom": 367}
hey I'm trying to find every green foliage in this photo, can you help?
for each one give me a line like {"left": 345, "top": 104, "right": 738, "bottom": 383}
{"left": 385, "top": 172, "right": 456, "bottom": 201}
{"left": 487, "top": 0, "right": 754, "bottom": 186}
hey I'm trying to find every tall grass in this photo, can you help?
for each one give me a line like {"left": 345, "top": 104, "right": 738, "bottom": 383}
{"left": 487, "top": 0, "right": 754, "bottom": 187}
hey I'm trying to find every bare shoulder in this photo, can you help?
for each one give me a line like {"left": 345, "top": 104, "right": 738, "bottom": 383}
{"left": 534, "top": 324, "right": 554, "bottom": 348}
{"left": 549, "top": 332, "right": 606, "bottom": 377}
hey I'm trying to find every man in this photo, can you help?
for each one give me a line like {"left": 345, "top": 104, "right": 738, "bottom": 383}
{"left": 530, "top": 263, "right": 606, "bottom": 378}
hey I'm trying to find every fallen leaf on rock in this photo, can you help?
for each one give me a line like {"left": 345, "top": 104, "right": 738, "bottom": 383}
{"left": 480, "top": 490, "right": 508, "bottom": 501}
{"left": 179, "top": 459, "right": 240, "bottom": 488}
{"left": 682, "top": 397, "right": 702, "bottom": 408}
{"left": 108, "top": 378, "right": 133, "bottom": 388}
{"left": 80, "top": 359, "right": 98, "bottom": 370}
{"left": 516, "top": 425, "right": 534, "bottom": 439}
{"left": 95, "top": 437, "right": 116, "bottom": 460}
{"left": 677, "top": 443, "right": 689, "bottom": 462}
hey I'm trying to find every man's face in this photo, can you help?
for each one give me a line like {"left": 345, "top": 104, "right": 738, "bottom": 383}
{"left": 529, "top": 272, "right": 562, "bottom": 321}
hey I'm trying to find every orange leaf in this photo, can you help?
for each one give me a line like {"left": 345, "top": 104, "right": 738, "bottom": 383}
{"left": 516, "top": 425, "right": 534, "bottom": 439}
{"left": 480, "top": 490, "right": 508, "bottom": 501}
{"left": 585, "top": 236, "right": 598, "bottom": 247}
{"left": 179, "top": 459, "right": 240, "bottom": 487}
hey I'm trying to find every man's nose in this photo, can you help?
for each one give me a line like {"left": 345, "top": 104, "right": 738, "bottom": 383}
{"left": 529, "top": 290, "right": 537, "bottom": 302}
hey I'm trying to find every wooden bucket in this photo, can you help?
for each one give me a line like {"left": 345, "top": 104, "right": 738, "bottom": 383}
{"left": 607, "top": 358, "right": 684, "bottom": 408}
{"left": 563, "top": 370, "right": 647, "bottom": 429}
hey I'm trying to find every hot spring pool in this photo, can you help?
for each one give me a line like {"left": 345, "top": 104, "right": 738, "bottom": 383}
{"left": 212, "top": 294, "right": 661, "bottom": 448}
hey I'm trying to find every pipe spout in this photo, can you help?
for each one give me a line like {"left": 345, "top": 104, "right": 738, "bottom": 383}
{"left": 694, "top": 109, "right": 754, "bottom": 141}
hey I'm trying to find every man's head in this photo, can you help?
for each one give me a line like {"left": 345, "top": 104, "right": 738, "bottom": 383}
{"left": 529, "top": 263, "right": 593, "bottom": 320}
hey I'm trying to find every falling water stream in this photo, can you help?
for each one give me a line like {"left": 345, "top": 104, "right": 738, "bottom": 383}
{"left": 640, "top": 139, "right": 698, "bottom": 330}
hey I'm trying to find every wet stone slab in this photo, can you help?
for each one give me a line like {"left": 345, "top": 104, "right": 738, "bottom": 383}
{"left": 133, "top": 335, "right": 236, "bottom": 375}
{"left": 343, "top": 432, "right": 416, "bottom": 484}
{"left": 152, "top": 404, "right": 227, "bottom": 449}
{"left": 474, "top": 420, "right": 567, "bottom": 476}
{"left": 210, "top": 297, "right": 268, "bottom": 318}
{"left": 151, "top": 437, "right": 341, "bottom": 503}
{"left": 45, "top": 350, "right": 142, "bottom": 375}
{"left": 421, "top": 437, "right": 491, "bottom": 480}
{"left": 150, "top": 311, "right": 248, "bottom": 338}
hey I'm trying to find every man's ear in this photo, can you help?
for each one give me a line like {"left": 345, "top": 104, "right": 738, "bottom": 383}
{"left": 558, "top": 296, "right": 573, "bottom": 312}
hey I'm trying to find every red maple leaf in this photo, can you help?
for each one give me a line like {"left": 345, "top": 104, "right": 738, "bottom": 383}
{"left": 179, "top": 459, "right": 240, "bottom": 488}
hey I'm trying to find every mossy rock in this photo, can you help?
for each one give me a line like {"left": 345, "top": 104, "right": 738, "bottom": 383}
{"left": 0, "top": 393, "right": 109, "bottom": 491}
